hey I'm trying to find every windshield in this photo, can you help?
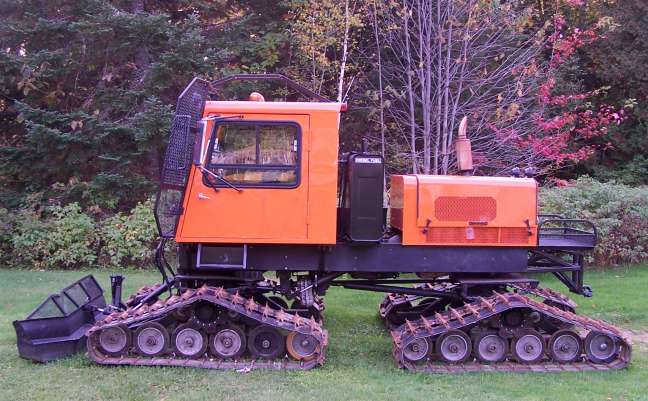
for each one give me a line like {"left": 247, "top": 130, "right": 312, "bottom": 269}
{"left": 206, "top": 121, "right": 300, "bottom": 187}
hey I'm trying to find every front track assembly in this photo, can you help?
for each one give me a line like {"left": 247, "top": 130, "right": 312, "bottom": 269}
{"left": 87, "top": 285, "right": 327, "bottom": 371}
{"left": 381, "top": 286, "right": 631, "bottom": 373}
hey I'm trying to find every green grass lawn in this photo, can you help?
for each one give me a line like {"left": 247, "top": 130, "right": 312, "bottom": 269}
{"left": 0, "top": 266, "right": 647, "bottom": 401}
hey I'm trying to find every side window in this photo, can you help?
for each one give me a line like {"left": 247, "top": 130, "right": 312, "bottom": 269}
{"left": 259, "top": 125, "right": 297, "bottom": 166}
{"left": 206, "top": 122, "right": 300, "bottom": 187}
{"left": 211, "top": 124, "right": 257, "bottom": 165}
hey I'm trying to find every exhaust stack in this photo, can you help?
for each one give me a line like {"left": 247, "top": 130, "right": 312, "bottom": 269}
{"left": 455, "top": 116, "right": 473, "bottom": 175}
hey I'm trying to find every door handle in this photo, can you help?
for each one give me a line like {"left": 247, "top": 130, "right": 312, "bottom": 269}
{"left": 197, "top": 192, "right": 211, "bottom": 200}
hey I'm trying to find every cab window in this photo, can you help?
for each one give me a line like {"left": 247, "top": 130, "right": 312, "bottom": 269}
{"left": 206, "top": 121, "right": 300, "bottom": 187}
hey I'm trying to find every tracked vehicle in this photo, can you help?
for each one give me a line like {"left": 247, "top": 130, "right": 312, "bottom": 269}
{"left": 14, "top": 74, "right": 631, "bottom": 373}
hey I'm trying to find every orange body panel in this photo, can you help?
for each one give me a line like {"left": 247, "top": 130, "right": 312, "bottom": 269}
{"left": 390, "top": 175, "right": 537, "bottom": 246}
{"left": 175, "top": 101, "right": 342, "bottom": 244}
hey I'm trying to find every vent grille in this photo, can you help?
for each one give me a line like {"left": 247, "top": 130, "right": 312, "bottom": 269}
{"left": 426, "top": 227, "right": 530, "bottom": 244}
{"left": 434, "top": 196, "right": 496, "bottom": 222}
{"left": 500, "top": 228, "right": 530, "bottom": 244}
{"left": 426, "top": 227, "right": 498, "bottom": 244}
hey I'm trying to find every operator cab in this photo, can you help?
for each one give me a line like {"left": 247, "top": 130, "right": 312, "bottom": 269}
{"left": 176, "top": 99, "right": 344, "bottom": 244}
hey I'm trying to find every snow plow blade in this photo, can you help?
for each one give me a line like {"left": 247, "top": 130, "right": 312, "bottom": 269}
{"left": 13, "top": 275, "right": 106, "bottom": 363}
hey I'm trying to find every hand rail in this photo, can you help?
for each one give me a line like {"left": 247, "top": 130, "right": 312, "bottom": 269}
{"left": 210, "top": 73, "right": 334, "bottom": 103}
{"left": 538, "top": 218, "right": 598, "bottom": 245}
{"left": 537, "top": 214, "right": 564, "bottom": 222}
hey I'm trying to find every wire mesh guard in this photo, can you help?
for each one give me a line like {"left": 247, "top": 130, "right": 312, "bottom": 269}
{"left": 155, "top": 78, "right": 210, "bottom": 237}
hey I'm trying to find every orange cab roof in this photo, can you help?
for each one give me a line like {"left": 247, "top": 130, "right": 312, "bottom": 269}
{"left": 204, "top": 101, "right": 344, "bottom": 115}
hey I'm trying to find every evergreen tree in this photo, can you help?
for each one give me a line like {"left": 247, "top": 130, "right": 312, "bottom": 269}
{"left": 0, "top": 0, "right": 297, "bottom": 209}
{"left": 581, "top": 0, "right": 648, "bottom": 184}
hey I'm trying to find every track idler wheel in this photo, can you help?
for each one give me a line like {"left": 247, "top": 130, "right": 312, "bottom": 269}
{"left": 473, "top": 332, "right": 508, "bottom": 363}
{"left": 134, "top": 322, "right": 169, "bottom": 357}
{"left": 548, "top": 329, "right": 582, "bottom": 363}
{"left": 190, "top": 301, "right": 223, "bottom": 333}
{"left": 286, "top": 332, "right": 319, "bottom": 361}
{"left": 512, "top": 329, "right": 545, "bottom": 364}
{"left": 248, "top": 325, "right": 285, "bottom": 360}
{"left": 173, "top": 324, "right": 207, "bottom": 359}
{"left": 209, "top": 325, "right": 246, "bottom": 360}
{"left": 436, "top": 330, "right": 472, "bottom": 364}
{"left": 585, "top": 331, "right": 619, "bottom": 363}
{"left": 98, "top": 325, "right": 131, "bottom": 356}
{"left": 402, "top": 337, "right": 431, "bottom": 363}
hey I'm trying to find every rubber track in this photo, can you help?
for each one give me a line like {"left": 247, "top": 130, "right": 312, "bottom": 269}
{"left": 387, "top": 288, "right": 631, "bottom": 373}
{"left": 87, "top": 284, "right": 328, "bottom": 371}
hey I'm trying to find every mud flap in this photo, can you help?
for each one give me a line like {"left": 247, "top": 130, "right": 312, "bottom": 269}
{"left": 13, "top": 275, "right": 106, "bottom": 363}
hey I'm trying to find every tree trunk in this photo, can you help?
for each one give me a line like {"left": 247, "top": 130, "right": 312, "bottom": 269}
{"left": 404, "top": 5, "right": 418, "bottom": 174}
{"left": 440, "top": 1, "right": 454, "bottom": 174}
{"left": 337, "top": 0, "right": 350, "bottom": 102}
{"left": 372, "top": 0, "right": 386, "bottom": 160}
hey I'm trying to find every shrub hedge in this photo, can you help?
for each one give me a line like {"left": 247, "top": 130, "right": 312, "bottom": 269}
{"left": 540, "top": 177, "right": 648, "bottom": 266}
{"left": 0, "top": 200, "right": 158, "bottom": 269}
{"left": 0, "top": 178, "right": 646, "bottom": 269}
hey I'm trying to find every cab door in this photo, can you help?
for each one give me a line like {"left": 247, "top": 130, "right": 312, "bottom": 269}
{"left": 178, "top": 114, "right": 310, "bottom": 242}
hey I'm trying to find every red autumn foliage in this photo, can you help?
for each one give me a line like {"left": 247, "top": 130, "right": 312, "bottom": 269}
{"left": 521, "top": 14, "right": 625, "bottom": 167}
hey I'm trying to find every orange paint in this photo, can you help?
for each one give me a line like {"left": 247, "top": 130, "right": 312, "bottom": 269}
{"left": 175, "top": 101, "right": 343, "bottom": 244}
{"left": 390, "top": 175, "right": 537, "bottom": 246}
{"left": 175, "top": 97, "right": 539, "bottom": 249}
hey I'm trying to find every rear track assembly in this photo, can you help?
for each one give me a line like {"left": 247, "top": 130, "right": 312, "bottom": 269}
{"left": 381, "top": 286, "right": 631, "bottom": 373}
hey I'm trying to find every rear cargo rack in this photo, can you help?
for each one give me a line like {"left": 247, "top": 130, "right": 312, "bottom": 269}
{"left": 538, "top": 215, "right": 597, "bottom": 249}
{"left": 13, "top": 275, "right": 106, "bottom": 362}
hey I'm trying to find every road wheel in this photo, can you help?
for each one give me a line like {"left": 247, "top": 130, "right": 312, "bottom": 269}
{"left": 402, "top": 337, "right": 431, "bottom": 363}
{"left": 474, "top": 332, "right": 508, "bottom": 363}
{"left": 209, "top": 325, "right": 246, "bottom": 359}
{"left": 134, "top": 322, "right": 168, "bottom": 357}
{"left": 248, "top": 325, "right": 285, "bottom": 360}
{"left": 286, "top": 331, "right": 319, "bottom": 361}
{"left": 97, "top": 325, "right": 131, "bottom": 356}
{"left": 585, "top": 331, "right": 619, "bottom": 364}
{"left": 173, "top": 323, "right": 207, "bottom": 359}
{"left": 512, "top": 329, "right": 545, "bottom": 364}
{"left": 548, "top": 329, "right": 582, "bottom": 363}
{"left": 436, "top": 330, "right": 472, "bottom": 364}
